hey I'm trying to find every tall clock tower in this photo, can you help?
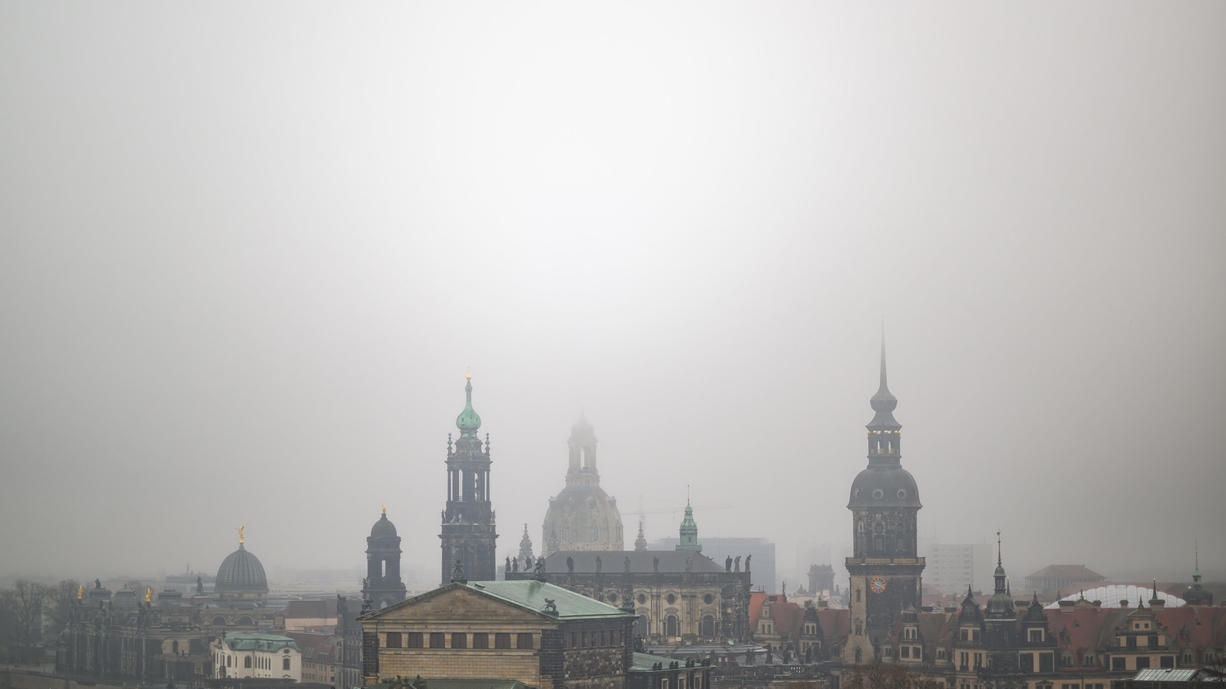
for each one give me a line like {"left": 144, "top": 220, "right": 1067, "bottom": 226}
{"left": 843, "top": 344, "right": 924, "bottom": 665}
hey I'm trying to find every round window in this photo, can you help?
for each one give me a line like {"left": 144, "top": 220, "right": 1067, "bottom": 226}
{"left": 703, "top": 594, "right": 714, "bottom": 604}
{"left": 897, "top": 489, "right": 907, "bottom": 499}
{"left": 607, "top": 592, "right": 618, "bottom": 603}
{"left": 637, "top": 594, "right": 647, "bottom": 604}
{"left": 872, "top": 488, "right": 884, "bottom": 500}
{"left": 666, "top": 593, "right": 677, "bottom": 605}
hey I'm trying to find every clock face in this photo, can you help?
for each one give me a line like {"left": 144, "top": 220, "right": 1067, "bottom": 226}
{"left": 869, "top": 577, "right": 887, "bottom": 594}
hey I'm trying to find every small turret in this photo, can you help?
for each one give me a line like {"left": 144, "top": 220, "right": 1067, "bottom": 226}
{"left": 676, "top": 499, "right": 701, "bottom": 552}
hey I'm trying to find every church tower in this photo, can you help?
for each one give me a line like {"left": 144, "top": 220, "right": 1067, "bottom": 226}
{"left": 541, "top": 415, "right": 624, "bottom": 556}
{"left": 364, "top": 506, "right": 406, "bottom": 609}
{"left": 676, "top": 500, "right": 702, "bottom": 552}
{"left": 440, "top": 374, "right": 497, "bottom": 584}
{"left": 843, "top": 342, "right": 925, "bottom": 665}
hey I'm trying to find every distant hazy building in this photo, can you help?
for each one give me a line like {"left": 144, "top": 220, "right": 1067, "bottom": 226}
{"left": 1024, "top": 564, "right": 1106, "bottom": 597}
{"left": 364, "top": 506, "right": 407, "bottom": 609}
{"left": 511, "top": 500, "right": 753, "bottom": 642}
{"left": 924, "top": 542, "right": 993, "bottom": 594}
{"left": 541, "top": 415, "right": 624, "bottom": 556}
{"left": 439, "top": 375, "right": 498, "bottom": 584}
{"left": 649, "top": 537, "right": 776, "bottom": 593}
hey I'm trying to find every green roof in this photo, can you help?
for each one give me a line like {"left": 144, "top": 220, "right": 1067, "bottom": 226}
{"left": 223, "top": 632, "right": 299, "bottom": 652}
{"left": 463, "top": 580, "right": 634, "bottom": 620}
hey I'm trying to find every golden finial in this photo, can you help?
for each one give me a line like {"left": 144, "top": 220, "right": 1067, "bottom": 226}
{"left": 145, "top": 587, "right": 152, "bottom": 603}
{"left": 238, "top": 525, "right": 246, "bottom": 545}
{"left": 466, "top": 367, "right": 472, "bottom": 380}
{"left": 381, "top": 504, "right": 387, "bottom": 515}
{"left": 77, "top": 585, "right": 84, "bottom": 600}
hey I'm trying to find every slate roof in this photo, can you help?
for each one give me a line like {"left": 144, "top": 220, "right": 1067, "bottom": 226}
{"left": 286, "top": 599, "right": 339, "bottom": 619}
{"left": 630, "top": 652, "right": 684, "bottom": 672}
{"left": 364, "top": 679, "right": 537, "bottom": 689}
{"left": 541, "top": 551, "right": 724, "bottom": 574}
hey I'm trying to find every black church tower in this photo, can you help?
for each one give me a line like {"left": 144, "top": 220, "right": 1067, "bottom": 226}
{"left": 363, "top": 506, "right": 407, "bottom": 609}
{"left": 843, "top": 343, "right": 925, "bottom": 664}
{"left": 439, "top": 374, "right": 497, "bottom": 584}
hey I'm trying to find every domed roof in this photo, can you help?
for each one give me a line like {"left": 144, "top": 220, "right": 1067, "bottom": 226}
{"left": 216, "top": 544, "right": 268, "bottom": 593}
{"left": 456, "top": 375, "right": 482, "bottom": 435}
{"left": 543, "top": 483, "right": 624, "bottom": 553}
{"left": 848, "top": 465, "right": 921, "bottom": 508}
{"left": 371, "top": 508, "right": 397, "bottom": 538}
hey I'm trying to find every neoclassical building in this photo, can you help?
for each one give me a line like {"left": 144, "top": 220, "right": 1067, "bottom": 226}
{"left": 843, "top": 345, "right": 925, "bottom": 665}
{"left": 542, "top": 415, "right": 624, "bottom": 557}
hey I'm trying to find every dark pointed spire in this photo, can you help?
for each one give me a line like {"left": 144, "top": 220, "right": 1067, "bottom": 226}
{"left": 867, "top": 331, "right": 900, "bottom": 434}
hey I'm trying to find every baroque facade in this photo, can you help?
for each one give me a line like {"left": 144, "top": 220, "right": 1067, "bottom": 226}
{"left": 509, "top": 504, "right": 752, "bottom": 644}
{"left": 542, "top": 416, "right": 624, "bottom": 557}
{"left": 843, "top": 345, "right": 925, "bottom": 665}
{"left": 440, "top": 374, "right": 498, "bottom": 584}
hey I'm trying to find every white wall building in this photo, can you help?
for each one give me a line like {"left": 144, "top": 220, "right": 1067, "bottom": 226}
{"left": 212, "top": 632, "right": 302, "bottom": 682}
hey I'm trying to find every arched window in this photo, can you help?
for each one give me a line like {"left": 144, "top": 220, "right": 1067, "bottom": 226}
{"left": 666, "top": 615, "right": 679, "bottom": 637}
{"left": 244, "top": 657, "right": 252, "bottom": 669}
{"left": 701, "top": 616, "right": 715, "bottom": 638}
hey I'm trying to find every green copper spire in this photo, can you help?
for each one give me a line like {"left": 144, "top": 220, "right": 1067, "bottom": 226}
{"left": 456, "top": 374, "right": 482, "bottom": 437}
{"left": 676, "top": 497, "right": 701, "bottom": 552}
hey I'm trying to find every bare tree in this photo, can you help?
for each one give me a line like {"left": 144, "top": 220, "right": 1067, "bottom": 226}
{"left": 0, "top": 580, "right": 48, "bottom": 663}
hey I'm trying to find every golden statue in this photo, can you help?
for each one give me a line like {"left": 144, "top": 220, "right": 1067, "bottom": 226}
{"left": 145, "top": 587, "right": 152, "bottom": 603}
{"left": 77, "top": 585, "right": 83, "bottom": 600}
{"left": 239, "top": 525, "right": 246, "bottom": 545}
{"left": 381, "top": 504, "right": 387, "bottom": 515}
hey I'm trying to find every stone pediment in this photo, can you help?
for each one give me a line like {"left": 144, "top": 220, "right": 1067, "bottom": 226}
{"left": 364, "top": 585, "right": 550, "bottom": 624}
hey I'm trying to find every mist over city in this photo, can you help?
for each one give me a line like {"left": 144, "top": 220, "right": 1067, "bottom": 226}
{"left": 1, "top": 2, "right": 1224, "bottom": 688}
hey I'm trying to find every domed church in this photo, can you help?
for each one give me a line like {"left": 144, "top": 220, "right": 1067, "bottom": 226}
{"left": 541, "top": 415, "right": 624, "bottom": 557}
{"left": 216, "top": 527, "right": 269, "bottom": 605}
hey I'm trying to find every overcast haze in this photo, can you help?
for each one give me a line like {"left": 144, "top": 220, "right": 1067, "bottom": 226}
{"left": 2, "top": 1, "right": 1224, "bottom": 590}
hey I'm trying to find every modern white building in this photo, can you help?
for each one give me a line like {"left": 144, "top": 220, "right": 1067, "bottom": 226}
{"left": 924, "top": 542, "right": 994, "bottom": 594}
{"left": 212, "top": 632, "right": 301, "bottom": 681}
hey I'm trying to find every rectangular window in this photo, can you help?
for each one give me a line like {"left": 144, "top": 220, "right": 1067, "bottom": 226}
{"left": 407, "top": 632, "right": 423, "bottom": 648}
{"left": 283, "top": 657, "right": 290, "bottom": 671}
{"left": 1019, "top": 653, "right": 1032, "bottom": 673}
{"left": 429, "top": 633, "right": 446, "bottom": 649}
{"left": 386, "top": 633, "right": 402, "bottom": 648}
{"left": 452, "top": 633, "right": 467, "bottom": 649}
{"left": 1160, "top": 656, "right": 1174, "bottom": 669}
{"left": 1111, "top": 657, "right": 1125, "bottom": 671}
{"left": 1028, "top": 629, "right": 1043, "bottom": 642}
{"left": 495, "top": 633, "right": 511, "bottom": 649}
{"left": 901, "top": 646, "right": 910, "bottom": 658}
{"left": 517, "top": 633, "right": 533, "bottom": 649}
{"left": 1136, "top": 656, "right": 1150, "bottom": 670}
{"left": 600, "top": 631, "right": 608, "bottom": 646}
{"left": 570, "top": 633, "right": 577, "bottom": 648}
{"left": 581, "top": 632, "right": 588, "bottom": 647}
{"left": 472, "top": 633, "right": 489, "bottom": 649}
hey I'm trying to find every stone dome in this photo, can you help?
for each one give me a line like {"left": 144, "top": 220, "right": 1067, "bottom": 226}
{"left": 848, "top": 465, "right": 921, "bottom": 509}
{"left": 370, "top": 512, "right": 397, "bottom": 538}
{"left": 216, "top": 544, "right": 268, "bottom": 594}
{"left": 543, "top": 484, "right": 624, "bottom": 555}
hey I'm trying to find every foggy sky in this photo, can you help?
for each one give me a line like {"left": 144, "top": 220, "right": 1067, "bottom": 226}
{"left": 2, "top": 1, "right": 1224, "bottom": 591}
